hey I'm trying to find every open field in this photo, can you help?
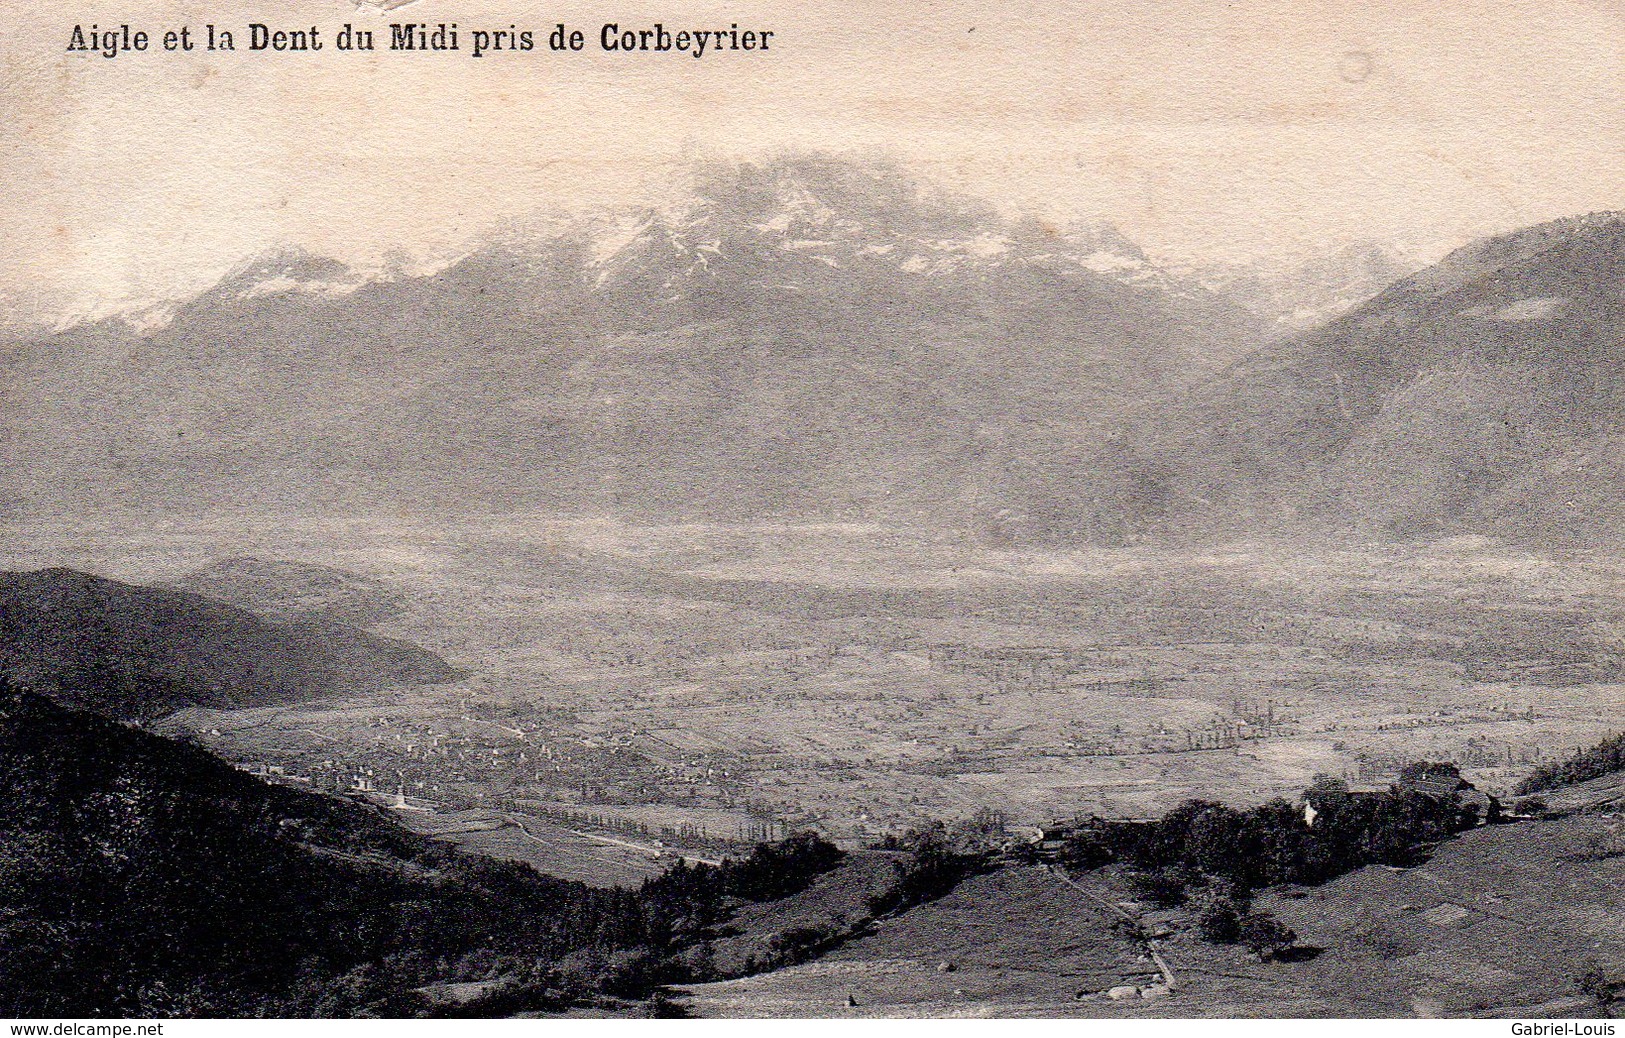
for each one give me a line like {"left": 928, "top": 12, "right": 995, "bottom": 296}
{"left": 682, "top": 866, "right": 1147, "bottom": 1017}
{"left": 10, "top": 516, "right": 1625, "bottom": 876}
{"left": 389, "top": 808, "right": 674, "bottom": 887}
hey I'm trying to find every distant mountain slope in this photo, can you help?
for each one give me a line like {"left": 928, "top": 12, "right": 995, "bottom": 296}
{"left": 1182, "top": 242, "right": 1421, "bottom": 331}
{"left": 0, "top": 156, "right": 1262, "bottom": 538}
{"left": 170, "top": 557, "right": 409, "bottom": 626}
{"left": 1135, "top": 212, "right": 1625, "bottom": 541}
{"left": 0, "top": 568, "right": 457, "bottom": 719}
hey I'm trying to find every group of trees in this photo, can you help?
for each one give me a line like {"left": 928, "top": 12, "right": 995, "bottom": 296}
{"left": 868, "top": 822, "right": 991, "bottom": 917}
{"left": 1516, "top": 732, "right": 1625, "bottom": 795}
{"left": 1059, "top": 777, "right": 1467, "bottom": 893}
{"left": 1028, "top": 772, "right": 1483, "bottom": 959}
{"left": 1183, "top": 879, "right": 1297, "bottom": 961}
{"left": 626, "top": 830, "right": 846, "bottom": 940}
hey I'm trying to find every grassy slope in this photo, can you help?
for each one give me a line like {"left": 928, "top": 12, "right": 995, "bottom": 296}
{"left": 702, "top": 851, "right": 913, "bottom": 976}
{"left": 678, "top": 816, "right": 1625, "bottom": 1018}
{"left": 680, "top": 866, "right": 1144, "bottom": 1017}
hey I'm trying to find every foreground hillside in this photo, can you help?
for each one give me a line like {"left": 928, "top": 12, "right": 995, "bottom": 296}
{"left": 0, "top": 567, "right": 457, "bottom": 719}
{"left": 0, "top": 679, "right": 581, "bottom": 1016}
{"left": 683, "top": 866, "right": 1146, "bottom": 1016}
{"left": 0, "top": 679, "right": 874, "bottom": 1016}
{"left": 679, "top": 817, "right": 1625, "bottom": 1017}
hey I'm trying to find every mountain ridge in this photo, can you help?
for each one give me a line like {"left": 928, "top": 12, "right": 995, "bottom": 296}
{"left": 4, "top": 159, "right": 1621, "bottom": 545}
{"left": 0, "top": 567, "right": 459, "bottom": 720}
{"left": 0, "top": 157, "right": 1263, "bottom": 535}
{"left": 1140, "top": 210, "right": 1625, "bottom": 541}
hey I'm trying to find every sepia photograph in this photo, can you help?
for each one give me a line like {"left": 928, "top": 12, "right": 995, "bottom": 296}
{"left": 1, "top": 0, "right": 1623, "bottom": 1022}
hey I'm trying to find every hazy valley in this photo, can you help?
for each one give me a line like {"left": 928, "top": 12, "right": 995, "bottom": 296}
{"left": 9, "top": 517, "right": 1625, "bottom": 876}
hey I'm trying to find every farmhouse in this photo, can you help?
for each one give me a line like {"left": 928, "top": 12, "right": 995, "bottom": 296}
{"left": 1397, "top": 771, "right": 1502, "bottom": 825}
{"left": 1022, "top": 817, "right": 1159, "bottom": 861}
{"left": 1031, "top": 824, "right": 1074, "bottom": 859}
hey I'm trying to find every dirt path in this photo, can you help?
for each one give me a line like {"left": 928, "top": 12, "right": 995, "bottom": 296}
{"left": 1042, "top": 865, "right": 1179, "bottom": 991}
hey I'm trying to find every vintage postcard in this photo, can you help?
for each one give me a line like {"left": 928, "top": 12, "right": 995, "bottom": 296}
{"left": 1, "top": 0, "right": 1623, "bottom": 1023}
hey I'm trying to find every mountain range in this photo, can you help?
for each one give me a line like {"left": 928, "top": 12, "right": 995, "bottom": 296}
{"left": 2, "top": 155, "right": 1620, "bottom": 544}
{"left": 0, "top": 156, "right": 1257, "bottom": 533}
{"left": 1174, "top": 243, "right": 1418, "bottom": 330}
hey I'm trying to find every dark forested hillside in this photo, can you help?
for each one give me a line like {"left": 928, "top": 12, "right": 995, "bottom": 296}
{"left": 0, "top": 678, "right": 852, "bottom": 1017}
{"left": 0, "top": 676, "right": 552, "bottom": 1016}
{"left": 0, "top": 568, "right": 458, "bottom": 720}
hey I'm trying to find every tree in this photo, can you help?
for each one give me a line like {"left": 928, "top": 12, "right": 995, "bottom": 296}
{"left": 1576, "top": 965, "right": 1617, "bottom": 1018}
{"left": 968, "top": 807, "right": 1008, "bottom": 839}
{"left": 1304, "top": 774, "right": 1353, "bottom": 814}
{"left": 866, "top": 827, "right": 982, "bottom": 916}
{"left": 1237, "top": 912, "right": 1296, "bottom": 961}
{"left": 1399, "top": 761, "right": 1461, "bottom": 784}
{"left": 1130, "top": 866, "right": 1194, "bottom": 908}
{"left": 1059, "top": 828, "right": 1113, "bottom": 870}
{"left": 1191, "top": 881, "right": 1248, "bottom": 944}
{"left": 641, "top": 990, "right": 690, "bottom": 1018}
{"left": 1184, "top": 802, "right": 1249, "bottom": 877}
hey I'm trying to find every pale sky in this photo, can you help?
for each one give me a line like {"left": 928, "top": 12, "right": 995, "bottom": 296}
{"left": 2, "top": 0, "right": 1622, "bottom": 321}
